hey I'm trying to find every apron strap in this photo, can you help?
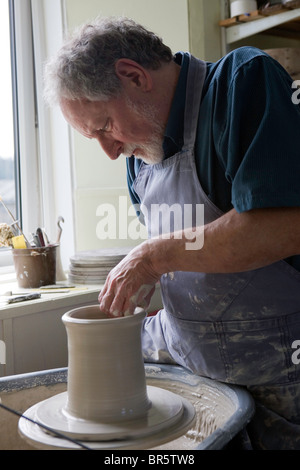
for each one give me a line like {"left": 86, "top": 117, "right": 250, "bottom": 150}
{"left": 182, "top": 55, "right": 207, "bottom": 151}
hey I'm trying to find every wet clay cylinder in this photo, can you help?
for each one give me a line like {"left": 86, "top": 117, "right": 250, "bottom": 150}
{"left": 62, "top": 306, "right": 150, "bottom": 423}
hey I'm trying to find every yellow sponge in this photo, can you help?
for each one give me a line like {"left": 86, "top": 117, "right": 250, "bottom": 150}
{"left": 12, "top": 235, "right": 27, "bottom": 249}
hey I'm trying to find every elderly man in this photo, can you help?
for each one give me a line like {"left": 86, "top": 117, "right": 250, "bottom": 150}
{"left": 44, "top": 17, "right": 300, "bottom": 449}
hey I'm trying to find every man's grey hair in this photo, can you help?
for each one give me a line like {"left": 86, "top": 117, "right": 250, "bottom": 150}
{"left": 44, "top": 16, "right": 173, "bottom": 105}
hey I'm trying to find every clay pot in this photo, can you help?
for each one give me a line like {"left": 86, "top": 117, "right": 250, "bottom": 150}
{"left": 12, "top": 245, "right": 58, "bottom": 288}
{"left": 62, "top": 306, "right": 150, "bottom": 423}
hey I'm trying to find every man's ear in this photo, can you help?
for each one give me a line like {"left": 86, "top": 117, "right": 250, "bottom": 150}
{"left": 115, "top": 59, "right": 152, "bottom": 92}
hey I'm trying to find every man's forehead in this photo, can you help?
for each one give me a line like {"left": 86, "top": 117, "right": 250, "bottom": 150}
{"left": 61, "top": 97, "right": 104, "bottom": 118}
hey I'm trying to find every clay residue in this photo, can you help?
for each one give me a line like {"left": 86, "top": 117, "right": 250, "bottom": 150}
{"left": 147, "top": 378, "right": 236, "bottom": 450}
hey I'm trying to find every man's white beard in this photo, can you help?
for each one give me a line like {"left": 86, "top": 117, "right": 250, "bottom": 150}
{"left": 123, "top": 98, "right": 165, "bottom": 165}
{"left": 123, "top": 141, "right": 164, "bottom": 164}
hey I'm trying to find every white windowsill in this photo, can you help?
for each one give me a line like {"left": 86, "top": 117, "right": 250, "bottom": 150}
{"left": 0, "top": 268, "right": 102, "bottom": 319}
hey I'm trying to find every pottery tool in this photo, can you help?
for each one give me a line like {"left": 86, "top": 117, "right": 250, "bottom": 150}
{"left": 7, "top": 293, "right": 41, "bottom": 304}
{"left": 36, "top": 227, "right": 45, "bottom": 247}
{"left": 8, "top": 220, "right": 20, "bottom": 236}
{"left": 42, "top": 228, "right": 50, "bottom": 245}
{"left": 0, "top": 286, "right": 86, "bottom": 298}
{"left": 31, "top": 228, "right": 49, "bottom": 247}
{"left": 56, "top": 216, "right": 64, "bottom": 243}
{"left": 55, "top": 217, "right": 67, "bottom": 281}
{"left": 1, "top": 289, "right": 71, "bottom": 296}
{"left": 30, "top": 232, "right": 39, "bottom": 247}
{"left": 40, "top": 284, "right": 76, "bottom": 289}
{"left": 12, "top": 235, "right": 27, "bottom": 249}
{"left": 0, "top": 196, "right": 31, "bottom": 248}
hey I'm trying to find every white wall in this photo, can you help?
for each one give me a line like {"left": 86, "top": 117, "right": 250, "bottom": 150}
{"left": 188, "top": 0, "right": 223, "bottom": 62}
{"left": 63, "top": 0, "right": 190, "bottom": 252}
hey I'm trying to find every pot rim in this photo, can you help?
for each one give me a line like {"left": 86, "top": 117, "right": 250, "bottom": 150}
{"left": 62, "top": 304, "right": 146, "bottom": 324}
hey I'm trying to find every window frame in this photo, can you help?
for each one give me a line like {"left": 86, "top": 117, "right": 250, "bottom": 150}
{"left": 1, "top": 0, "right": 75, "bottom": 271}
{"left": 13, "top": 0, "right": 43, "bottom": 237}
{"left": 9, "top": 0, "right": 21, "bottom": 231}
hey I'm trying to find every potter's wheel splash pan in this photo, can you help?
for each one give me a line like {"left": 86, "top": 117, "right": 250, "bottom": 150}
{"left": 11, "top": 365, "right": 254, "bottom": 450}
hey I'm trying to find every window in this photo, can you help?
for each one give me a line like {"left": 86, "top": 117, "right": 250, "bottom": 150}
{"left": 0, "top": 0, "right": 74, "bottom": 272}
{"left": 0, "top": 1, "right": 20, "bottom": 241}
{"left": 0, "top": 0, "right": 40, "bottom": 269}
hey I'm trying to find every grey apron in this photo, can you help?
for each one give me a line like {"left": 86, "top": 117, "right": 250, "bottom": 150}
{"left": 133, "top": 54, "right": 300, "bottom": 449}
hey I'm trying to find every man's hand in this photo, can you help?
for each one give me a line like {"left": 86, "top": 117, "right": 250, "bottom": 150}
{"left": 98, "top": 242, "right": 160, "bottom": 317}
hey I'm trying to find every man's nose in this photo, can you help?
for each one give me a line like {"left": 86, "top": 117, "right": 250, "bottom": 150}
{"left": 95, "top": 134, "right": 123, "bottom": 160}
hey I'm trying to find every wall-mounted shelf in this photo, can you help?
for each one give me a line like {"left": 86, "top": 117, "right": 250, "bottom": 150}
{"left": 219, "top": 1, "right": 300, "bottom": 44}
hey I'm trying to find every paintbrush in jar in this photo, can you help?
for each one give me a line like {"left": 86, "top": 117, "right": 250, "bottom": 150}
{"left": 0, "top": 196, "right": 31, "bottom": 248}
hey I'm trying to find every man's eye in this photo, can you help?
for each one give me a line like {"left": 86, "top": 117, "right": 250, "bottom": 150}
{"left": 101, "top": 119, "right": 110, "bottom": 132}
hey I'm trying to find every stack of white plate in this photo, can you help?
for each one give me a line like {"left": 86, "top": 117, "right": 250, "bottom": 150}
{"left": 68, "top": 247, "right": 132, "bottom": 285}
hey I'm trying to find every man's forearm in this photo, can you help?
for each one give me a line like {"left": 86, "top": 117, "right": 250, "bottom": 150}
{"left": 150, "top": 207, "right": 300, "bottom": 275}
{"left": 98, "top": 207, "right": 300, "bottom": 317}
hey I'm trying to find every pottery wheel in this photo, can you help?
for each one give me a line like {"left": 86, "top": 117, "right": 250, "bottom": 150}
{"left": 19, "top": 385, "right": 196, "bottom": 450}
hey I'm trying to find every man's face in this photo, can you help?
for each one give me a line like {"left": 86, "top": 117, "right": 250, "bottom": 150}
{"left": 60, "top": 93, "right": 165, "bottom": 164}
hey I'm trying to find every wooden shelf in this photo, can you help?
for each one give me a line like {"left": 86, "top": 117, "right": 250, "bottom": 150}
{"left": 220, "top": 1, "right": 300, "bottom": 43}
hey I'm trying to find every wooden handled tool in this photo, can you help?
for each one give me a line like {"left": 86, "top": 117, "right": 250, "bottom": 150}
{"left": 0, "top": 196, "right": 31, "bottom": 248}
